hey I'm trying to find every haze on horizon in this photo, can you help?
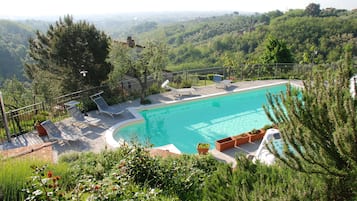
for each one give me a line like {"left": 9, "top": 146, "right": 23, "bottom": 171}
{"left": 1, "top": 0, "right": 356, "bottom": 19}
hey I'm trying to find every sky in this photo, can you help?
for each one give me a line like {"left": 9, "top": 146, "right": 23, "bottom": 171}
{"left": 1, "top": 0, "right": 356, "bottom": 18}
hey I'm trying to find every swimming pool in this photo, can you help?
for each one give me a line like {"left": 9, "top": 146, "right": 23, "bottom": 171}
{"left": 113, "top": 84, "right": 287, "bottom": 153}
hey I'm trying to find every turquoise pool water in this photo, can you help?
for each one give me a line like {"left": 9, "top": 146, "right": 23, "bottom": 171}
{"left": 114, "top": 84, "right": 286, "bottom": 153}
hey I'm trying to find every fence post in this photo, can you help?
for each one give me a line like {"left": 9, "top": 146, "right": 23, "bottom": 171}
{"left": 0, "top": 91, "right": 11, "bottom": 142}
{"left": 41, "top": 101, "right": 45, "bottom": 111}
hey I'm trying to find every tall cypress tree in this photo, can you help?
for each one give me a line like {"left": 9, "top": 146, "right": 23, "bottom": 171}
{"left": 263, "top": 53, "right": 357, "bottom": 199}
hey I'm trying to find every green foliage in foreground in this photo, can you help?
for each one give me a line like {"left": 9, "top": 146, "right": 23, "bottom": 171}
{"left": 204, "top": 156, "right": 327, "bottom": 201}
{"left": 57, "top": 144, "right": 220, "bottom": 200}
{"left": 0, "top": 158, "right": 69, "bottom": 201}
{"left": 2, "top": 144, "right": 340, "bottom": 200}
{"left": 264, "top": 62, "right": 357, "bottom": 200}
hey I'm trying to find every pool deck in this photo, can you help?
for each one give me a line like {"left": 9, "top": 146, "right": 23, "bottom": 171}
{"left": 0, "top": 79, "right": 302, "bottom": 167}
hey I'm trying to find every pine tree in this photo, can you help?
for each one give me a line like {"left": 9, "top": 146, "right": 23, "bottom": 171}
{"left": 25, "top": 15, "right": 112, "bottom": 95}
{"left": 263, "top": 58, "right": 357, "bottom": 199}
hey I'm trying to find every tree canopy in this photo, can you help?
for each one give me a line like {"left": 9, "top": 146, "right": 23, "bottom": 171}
{"left": 305, "top": 3, "right": 321, "bottom": 16}
{"left": 25, "top": 15, "right": 112, "bottom": 95}
{"left": 109, "top": 39, "right": 168, "bottom": 103}
{"left": 142, "top": 8, "right": 356, "bottom": 70}
{"left": 260, "top": 35, "right": 294, "bottom": 64}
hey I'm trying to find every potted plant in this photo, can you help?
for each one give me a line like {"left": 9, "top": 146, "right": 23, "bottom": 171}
{"left": 33, "top": 111, "right": 49, "bottom": 136}
{"left": 248, "top": 128, "right": 266, "bottom": 142}
{"left": 263, "top": 124, "right": 274, "bottom": 130}
{"left": 197, "top": 143, "right": 210, "bottom": 155}
{"left": 215, "top": 137, "right": 235, "bottom": 151}
{"left": 232, "top": 133, "right": 250, "bottom": 146}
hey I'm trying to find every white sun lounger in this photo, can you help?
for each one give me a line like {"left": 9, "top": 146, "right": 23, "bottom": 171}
{"left": 66, "top": 105, "right": 103, "bottom": 128}
{"left": 90, "top": 92, "right": 125, "bottom": 118}
{"left": 213, "top": 74, "right": 232, "bottom": 89}
{"left": 161, "top": 80, "right": 196, "bottom": 97}
{"left": 248, "top": 128, "right": 281, "bottom": 165}
{"left": 41, "top": 120, "right": 81, "bottom": 143}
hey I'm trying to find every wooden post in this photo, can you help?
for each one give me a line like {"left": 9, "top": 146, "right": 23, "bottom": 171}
{"left": 0, "top": 91, "right": 11, "bottom": 142}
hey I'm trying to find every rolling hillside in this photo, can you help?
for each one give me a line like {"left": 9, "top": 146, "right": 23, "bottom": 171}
{"left": 0, "top": 8, "right": 356, "bottom": 82}
{"left": 0, "top": 20, "right": 34, "bottom": 82}
{"left": 138, "top": 9, "right": 357, "bottom": 70}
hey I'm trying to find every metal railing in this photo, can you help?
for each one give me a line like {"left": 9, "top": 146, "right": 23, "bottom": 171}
{"left": 0, "top": 86, "right": 108, "bottom": 143}
{"left": 5, "top": 102, "right": 47, "bottom": 137}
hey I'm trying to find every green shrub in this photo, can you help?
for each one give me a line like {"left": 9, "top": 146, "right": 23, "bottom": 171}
{"left": 33, "top": 111, "right": 49, "bottom": 124}
{"left": 55, "top": 145, "right": 177, "bottom": 200}
{"left": 147, "top": 82, "right": 161, "bottom": 95}
{"left": 207, "top": 74, "right": 215, "bottom": 80}
{"left": 56, "top": 144, "right": 223, "bottom": 200}
{"left": 180, "top": 79, "right": 193, "bottom": 88}
{"left": 78, "top": 97, "right": 97, "bottom": 112}
{"left": 203, "top": 156, "right": 327, "bottom": 200}
{"left": 11, "top": 144, "right": 332, "bottom": 200}
{"left": 197, "top": 143, "right": 210, "bottom": 149}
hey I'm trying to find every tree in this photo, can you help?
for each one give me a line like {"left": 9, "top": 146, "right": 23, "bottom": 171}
{"left": 263, "top": 59, "right": 357, "bottom": 199}
{"left": 301, "top": 45, "right": 319, "bottom": 64}
{"left": 305, "top": 3, "right": 321, "bottom": 17}
{"left": 260, "top": 36, "right": 294, "bottom": 65}
{"left": 1, "top": 77, "right": 33, "bottom": 108}
{"left": 220, "top": 51, "right": 244, "bottom": 78}
{"left": 266, "top": 10, "right": 284, "bottom": 19}
{"left": 109, "top": 40, "right": 167, "bottom": 104}
{"left": 25, "top": 15, "right": 112, "bottom": 95}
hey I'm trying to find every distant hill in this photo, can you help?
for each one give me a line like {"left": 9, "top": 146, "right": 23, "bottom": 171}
{"left": 84, "top": 11, "right": 237, "bottom": 39}
{"left": 0, "top": 20, "right": 34, "bottom": 82}
{"left": 0, "top": 11, "right": 232, "bottom": 83}
{"left": 0, "top": 9, "right": 356, "bottom": 83}
{"left": 138, "top": 9, "right": 357, "bottom": 70}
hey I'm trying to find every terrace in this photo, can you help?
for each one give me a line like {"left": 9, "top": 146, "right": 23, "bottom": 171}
{"left": 0, "top": 79, "right": 302, "bottom": 167}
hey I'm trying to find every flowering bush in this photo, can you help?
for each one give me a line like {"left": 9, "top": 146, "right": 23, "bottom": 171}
{"left": 22, "top": 144, "right": 221, "bottom": 200}
{"left": 23, "top": 165, "right": 66, "bottom": 200}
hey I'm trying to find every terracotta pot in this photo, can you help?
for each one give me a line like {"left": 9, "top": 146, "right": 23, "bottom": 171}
{"left": 215, "top": 137, "right": 235, "bottom": 151}
{"left": 197, "top": 147, "right": 209, "bottom": 155}
{"left": 35, "top": 124, "right": 48, "bottom": 136}
{"left": 197, "top": 143, "right": 210, "bottom": 155}
{"left": 249, "top": 129, "right": 266, "bottom": 142}
{"left": 232, "top": 133, "right": 250, "bottom": 146}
